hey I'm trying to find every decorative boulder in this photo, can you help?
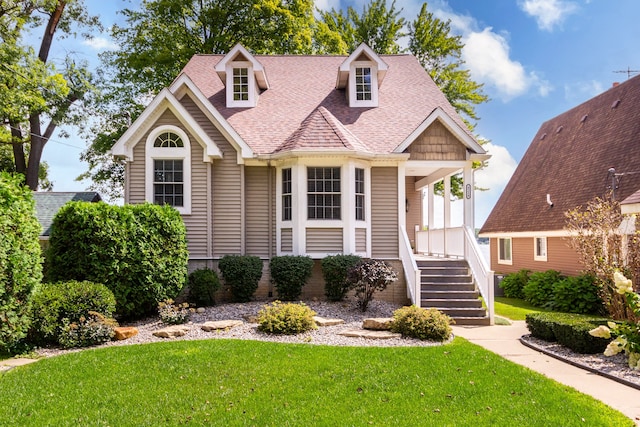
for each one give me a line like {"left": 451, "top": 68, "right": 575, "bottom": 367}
{"left": 313, "top": 316, "right": 345, "bottom": 327}
{"left": 114, "top": 327, "right": 139, "bottom": 340}
{"left": 363, "top": 318, "right": 394, "bottom": 330}
{"left": 153, "top": 325, "right": 190, "bottom": 338}
{"left": 201, "top": 320, "right": 243, "bottom": 331}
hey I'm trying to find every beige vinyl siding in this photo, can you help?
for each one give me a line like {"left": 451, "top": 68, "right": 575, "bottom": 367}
{"left": 306, "top": 228, "right": 343, "bottom": 253}
{"left": 404, "top": 176, "right": 422, "bottom": 249}
{"left": 407, "top": 120, "right": 467, "bottom": 161}
{"left": 371, "top": 167, "right": 398, "bottom": 258}
{"left": 183, "top": 141, "right": 208, "bottom": 257}
{"left": 490, "top": 236, "right": 584, "bottom": 276}
{"left": 281, "top": 228, "right": 293, "bottom": 252}
{"left": 245, "top": 166, "right": 272, "bottom": 257}
{"left": 129, "top": 142, "right": 145, "bottom": 204}
{"left": 356, "top": 228, "right": 367, "bottom": 252}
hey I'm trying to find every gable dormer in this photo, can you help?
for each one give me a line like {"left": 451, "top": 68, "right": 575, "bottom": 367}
{"left": 215, "top": 44, "right": 269, "bottom": 108}
{"left": 336, "top": 43, "right": 388, "bottom": 108}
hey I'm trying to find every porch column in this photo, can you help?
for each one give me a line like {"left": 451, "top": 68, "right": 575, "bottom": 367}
{"left": 444, "top": 176, "right": 451, "bottom": 256}
{"left": 427, "top": 182, "right": 435, "bottom": 254}
{"left": 463, "top": 165, "right": 474, "bottom": 231}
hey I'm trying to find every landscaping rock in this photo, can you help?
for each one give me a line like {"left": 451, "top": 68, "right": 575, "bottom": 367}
{"left": 201, "top": 320, "right": 243, "bottom": 332}
{"left": 196, "top": 307, "right": 206, "bottom": 314}
{"left": 153, "top": 325, "right": 190, "bottom": 338}
{"left": 114, "top": 326, "right": 139, "bottom": 340}
{"left": 338, "top": 329, "right": 402, "bottom": 340}
{"left": 313, "top": 316, "right": 344, "bottom": 326}
{"left": 363, "top": 318, "right": 394, "bottom": 330}
{"left": 243, "top": 314, "right": 259, "bottom": 323}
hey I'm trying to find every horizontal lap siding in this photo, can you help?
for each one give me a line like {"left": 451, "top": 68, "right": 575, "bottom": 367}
{"left": 245, "top": 167, "right": 271, "bottom": 258}
{"left": 490, "top": 236, "right": 584, "bottom": 276}
{"left": 129, "top": 143, "right": 145, "bottom": 204}
{"left": 281, "top": 229, "right": 293, "bottom": 252}
{"left": 184, "top": 141, "right": 208, "bottom": 257}
{"left": 371, "top": 167, "right": 398, "bottom": 258}
{"left": 356, "top": 228, "right": 366, "bottom": 252}
{"left": 306, "top": 228, "right": 343, "bottom": 253}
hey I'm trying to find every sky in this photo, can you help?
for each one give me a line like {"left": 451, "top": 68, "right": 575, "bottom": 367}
{"left": 36, "top": 0, "right": 640, "bottom": 228}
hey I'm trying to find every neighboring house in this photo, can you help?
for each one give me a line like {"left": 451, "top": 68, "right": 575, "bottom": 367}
{"left": 33, "top": 191, "right": 102, "bottom": 249}
{"left": 111, "top": 43, "right": 491, "bottom": 318}
{"left": 480, "top": 75, "right": 640, "bottom": 276}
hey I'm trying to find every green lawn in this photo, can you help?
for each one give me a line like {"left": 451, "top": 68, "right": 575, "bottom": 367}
{"left": 0, "top": 338, "right": 632, "bottom": 426}
{"left": 495, "top": 296, "right": 554, "bottom": 321}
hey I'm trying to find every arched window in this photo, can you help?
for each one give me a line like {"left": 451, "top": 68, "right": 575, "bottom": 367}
{"left": 145, "top": 126, "right": 191, "bottom": 214}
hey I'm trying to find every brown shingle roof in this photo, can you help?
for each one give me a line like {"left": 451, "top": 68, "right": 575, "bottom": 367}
{"left": 180, "top": 53, "right": 471, "bottom": 155}
{"left": 481, "top": 75, "right": 640, "bottom": 234}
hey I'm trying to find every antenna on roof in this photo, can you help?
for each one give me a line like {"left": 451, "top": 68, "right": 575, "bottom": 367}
{"left": 613, "top": 67, "right": 640, "bottom": 79}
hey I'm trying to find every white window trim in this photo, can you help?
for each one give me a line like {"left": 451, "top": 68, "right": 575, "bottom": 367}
{"left": 349, "top": 61, "right": 378, "bottom": 108}
{"left": 145, "top": 125, "right": 192, "bottom": 215}
{"left": 226, "top": 61, "right": 257, "bottom": 108}
{"left": 497, "top": 237, "right": 512, "bottom": 265}
{"left": 534, "top": 237, "right": 548, "bottom": 262}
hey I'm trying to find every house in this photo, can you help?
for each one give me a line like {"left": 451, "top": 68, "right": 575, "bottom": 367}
{"left": 33, "top": 191, "right": 102, "bottom": 249}
{"left": 111, "top": 44, "right": 493, "bottom": 322}
{"left": 480, "top": 75, "right": 640, "bottom": 276}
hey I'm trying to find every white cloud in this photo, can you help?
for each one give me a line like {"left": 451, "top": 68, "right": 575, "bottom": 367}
{"left": 474, "top": 142, "right": 518, "bottom": 226}
{"left": 563, "top": 80, "right": 605, "bottom": 103}
{"left": 519, "top": 0, "right": 578, "bottom": 31}
{"left": 315, "top": 0, "right": 341, "bottom": 12}
{"left": 82, "top": 37, "right": 119, "bottom": 51}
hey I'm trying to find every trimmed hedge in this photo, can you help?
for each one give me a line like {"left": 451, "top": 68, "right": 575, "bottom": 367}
{"left": 270, "top": 256, "right": 314, "bottom": 301}
{"left": 0, "top": 173, "right": 42, "bottom": 353}
{"left": 525, "top": 312, "right": 610, "bottom": 354}
{"left": 218, "top": 255, "right": 263, "bottom": 302}
{"left": 46, "top": 202, "right": 188, "bottom": 319}
{"left": 321, "top": 254, "right": 361, "bottom": 301}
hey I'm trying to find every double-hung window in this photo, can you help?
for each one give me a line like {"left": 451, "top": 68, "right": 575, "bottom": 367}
{"left": 307, "top": 167, "right": 341, "bottom": 220}
{"left": 355, "top": 168, "right": 365, "bottom": 221}
{"left": 534, "top": 237, "right": 547, "bottom": 261}
{"left": 154, "top": 160, "right": 183, "bottom": 207}
{"left": 355, "top": 67, "right": 372, "bottom": 101}
{"left": 282, "top": 168, "right": 292, "bottom": 221}
{"left": 498, "top": 237, "right": 512, "bottom": 265}
{"left": 233, "top": 68, "right": 249, "bottom": 101}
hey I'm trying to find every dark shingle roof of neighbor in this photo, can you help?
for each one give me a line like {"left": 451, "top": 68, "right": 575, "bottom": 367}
{"left": 33, "top": 192, "right": 102, "bottom": 237}
{"left": 481, "top": 74, "right": 640, "bottom": 234}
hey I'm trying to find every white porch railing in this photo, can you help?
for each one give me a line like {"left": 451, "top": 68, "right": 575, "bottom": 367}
{"left": 415, "top": 226, "right": 494, "bottom": 324}
{"left": 399, "top": 226, "right": 421, "bottom": 307}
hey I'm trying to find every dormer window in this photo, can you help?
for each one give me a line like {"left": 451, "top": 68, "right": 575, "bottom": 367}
{"left": 214, "top": 44, "right": 269, "bottom": 109}
{"left": 233, "top": 67, "right": 249, "bottom": 101}
{"left": 336, "top": 43, "right": 388, "bottom": 108}
{"left": 355, "top": 67, "right": 372, "bottom": 101}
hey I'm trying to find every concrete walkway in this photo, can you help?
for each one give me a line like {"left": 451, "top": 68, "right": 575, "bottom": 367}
{"left": 453, "top": 321, "right": 640, "bottom": 425}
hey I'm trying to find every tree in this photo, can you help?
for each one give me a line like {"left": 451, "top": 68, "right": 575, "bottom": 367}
{"left": 0, "top": 0, "right": 99, "bottom": 190}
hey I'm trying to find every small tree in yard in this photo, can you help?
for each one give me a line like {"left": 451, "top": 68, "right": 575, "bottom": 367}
{"left": 347, "top": 259, "right": 398, "bottom": 312}
{"left": 0, "top": 173, "right": 42, "bottom": 352}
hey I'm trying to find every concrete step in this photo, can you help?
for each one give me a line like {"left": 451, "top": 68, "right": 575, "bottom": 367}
{"left": 421, "top": 298, "right": 483, "bottom": 308}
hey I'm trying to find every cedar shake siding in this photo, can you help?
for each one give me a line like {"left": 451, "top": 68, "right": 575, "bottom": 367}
{"left": 371, "top": 167, "right": 398, "bottom": 258}
{"left": 407, "top": 121, "right": 467, "bottom": 161}
{"left": 245, "top": 166, "right": 275, "bottom": 258}
{"left": 490, "top": 237, "right": 583, "bottom": 276}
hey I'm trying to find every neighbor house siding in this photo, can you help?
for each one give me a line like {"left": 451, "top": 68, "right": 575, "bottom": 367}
{"left": 490, "top": 236, "right": 583, "bottom": 276}
{"left": 306, "top": 228, "right": 343, "bottom": 253}
{"left": 407, "top": 121, "right": 467, "bottom": 161}
{"left": 245, "top": 166, "right": 272, "bottom": 258}
{"left": 371, "top": 167, "right": 398, "bottom": 258}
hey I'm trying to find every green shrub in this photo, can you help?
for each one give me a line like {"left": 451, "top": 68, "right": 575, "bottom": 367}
{"left": 29, "top": 281, "right": 116, "bottom": 345}
{"left": 0, "top": 173, "right": 42, "bottom": 353}
{"left": 347, "top": 259, "right": 398, "bottom": 312}
{"left": 218, "top": 255, "right": 263, "bottom": 302}
{"left": 523, "top": 270, "right": 563, "bottom": 308}
{"left": 270, "top": 256, "right": 314, "bottom": 301}
{"left": 158, "top": 299, "right": 194, "bottom": 325}
{"left": 391, "top": 305, "right": 452, "bottom": 341}
{"left": 58, "top": 312, "right": 118, "bottom": 349}
{"left": 46, "top": 202, "right": 188, "bottom": 319}
{"left": 526, "top": 312, "right": 610, "bottom": 354}
{"left": 257, "top": 301, "right": 317, "bottom": 335}
{"left": 188, "top": 268, "right": 221, "bottom": 306}
{"left": 321, "top": 255, "right": 362, "bottom": 302}
{"left": 551, "top": 274, "right": 603, "bottom": 314}
{"left": 500, "top": 269, "right": 530, "bottom": 299}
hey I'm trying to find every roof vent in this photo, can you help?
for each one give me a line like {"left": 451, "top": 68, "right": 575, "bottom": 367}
{"left": 611, "top": 99, "right": 621, "bottom": 109}
{"left": 556, "top": 125, "right": 563, "bottom": 134}
{"left": 540, "top": 133, "right": 547, "bottom": 140}
{"left": 580, "top": 114, "right": 588, "bottom": 123}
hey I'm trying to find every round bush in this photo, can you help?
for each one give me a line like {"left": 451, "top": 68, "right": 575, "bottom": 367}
{"left": 270, "top": 256, "right": 314, "bottom": 301}
{"left": 391, "top": 305, "right": 452, "bottom": 341}
{"left": 0, "top": 173, "right": 42, "bottom": 353}
{"left": 500, "top": 269, "right": 530, "bottom": 299}
{"left": 218, "top": 255, "right": 263, "bottom": 302}
{"left": 257, "top": 301, "right": 317, "bottom": 335}
{"left": 321, "top": 255, "right": 361, "bottom": 302}
{"left": 57, "top": 312, "right": 118, "bottom": 349}
{"left": 551, "top": 274, "right": 603, "bottom": 314}
{"left": 29, "top": 280, "right": 116, "bottom": 345}
{"left": 523, "top": 270, "right": 564, "bottom": 308}
{"left": 188, "top": 268, "right": 221, "bottom": 306}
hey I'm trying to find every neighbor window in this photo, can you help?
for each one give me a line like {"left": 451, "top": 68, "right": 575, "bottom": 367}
{"left": 233, "top": 68, "right": 249, "bottom": 101}
{"left": 307, "top": 167, "right": 341, "bottom": 220}
{"left": 282, "top": 168, "right": 292, "bottom": 221}
{"left": 498, "top": 237, "right": 512, "bottom": 265}
{"left": 534, "top": 237, "right": 547, "bottom": 261}
{"left": 355, "top": 67, "right": 372, "bottom": 101}
{"left": 154, "top": 159, "right": 184, "bottom": 207}
{"left": 355, "top": 168, "right": 365, "bottom": 221}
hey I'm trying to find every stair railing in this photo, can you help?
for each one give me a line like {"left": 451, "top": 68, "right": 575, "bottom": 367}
{"left": 463, "top": 225, "right": 494, "bottom": 324}
{"left": 399, "top": 225, "right": 421, "bottom": 307}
